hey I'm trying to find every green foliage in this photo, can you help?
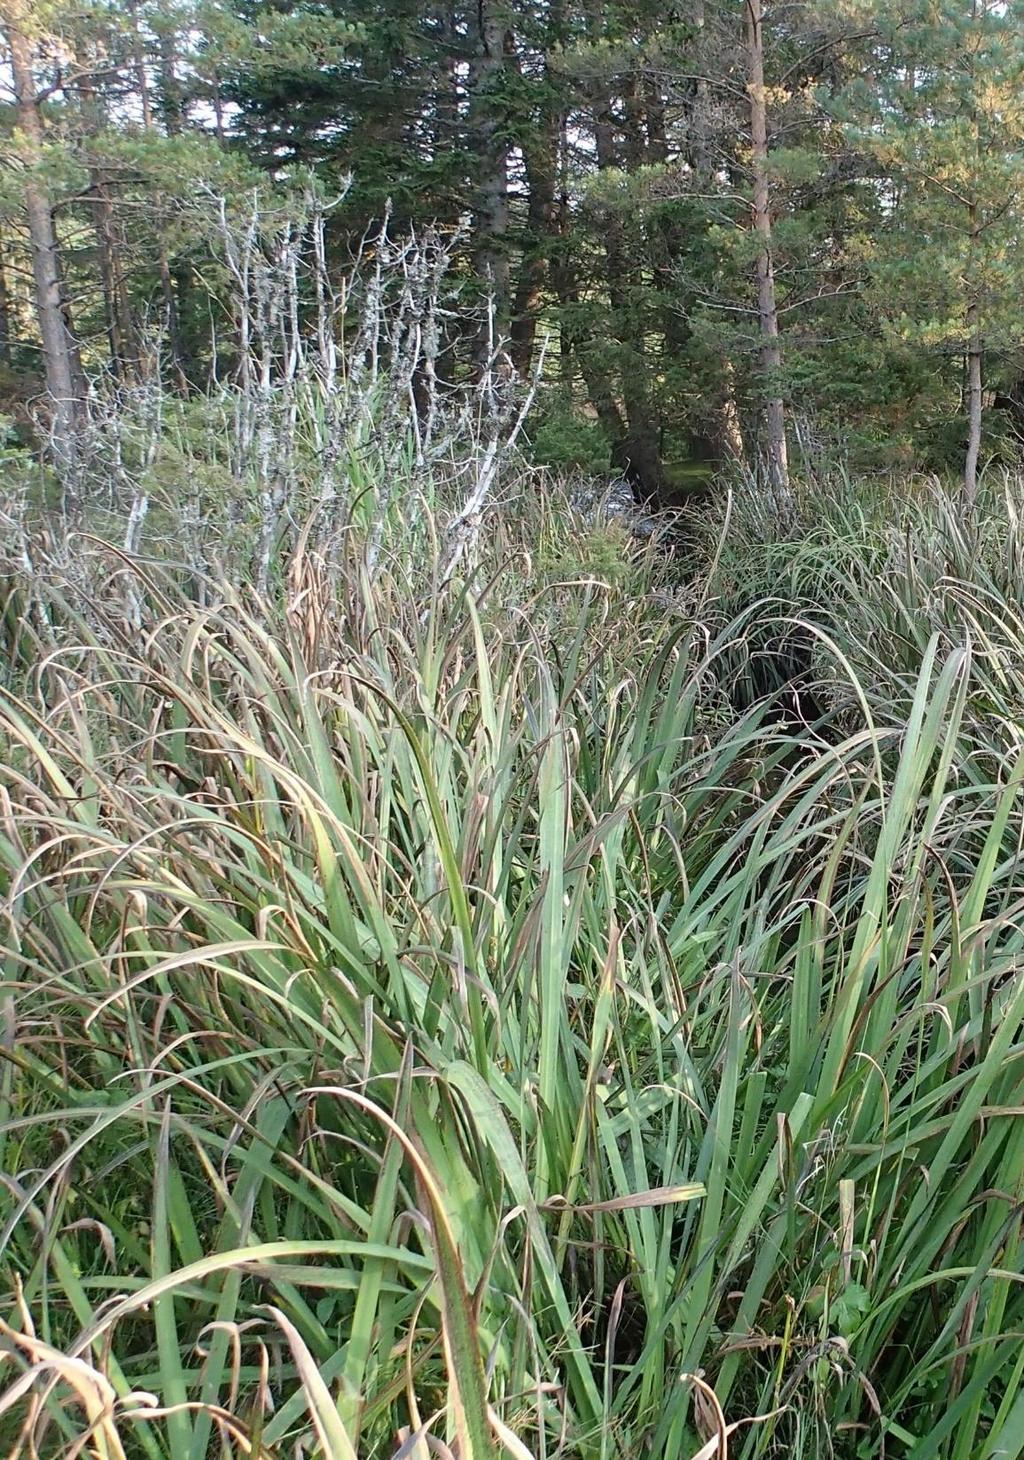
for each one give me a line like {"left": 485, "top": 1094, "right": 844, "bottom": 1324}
{"left": 8, "top": 0, "right": 1024, "bottom": 481}
{"left": 4, "top": 472, "right": 1024, "bottom": 1458}
{"left": 836, "top": 0, "right": 1024, "bottom": 471}
{"left": 527, "top": 397, "right": 612, "bottom": 475}
{"left": 532, "top": 514, "right": 652, "bottom": 605}
{"left": 10, "top": 0, "right": 1024, "bottom": 1440}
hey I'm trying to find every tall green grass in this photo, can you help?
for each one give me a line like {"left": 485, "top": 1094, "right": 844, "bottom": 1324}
{"left": 2, "top": 485, "right": 1024, "bottom": 1458}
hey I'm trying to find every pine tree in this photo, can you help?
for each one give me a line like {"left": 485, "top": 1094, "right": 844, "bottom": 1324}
{"left": 845, "top": 0, "right": 1024, "bottom": 502}
{"left": 745, "top": 0, "right": 789, "bottom": 489}
{"left": 2, "top": 0, "right": 83, "bottom": 465}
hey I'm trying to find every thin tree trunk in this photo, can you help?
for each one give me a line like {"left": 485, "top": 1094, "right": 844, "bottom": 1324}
{"left": 156, "top": 24, "right": 195, "bottom": 384}
{"left": 719, "top": 366, "right": 747, "bottom": 461}
{"left": 689, "top": 0, "right": 713, "bottom": 182}
{"left": 433, "top": 5, "right": 458, "bottom": 162}
{"left": 647, "top": 65, "right": 726, "bottom": 467}
{"left": 101, "top": 196, "right": 139, "bottom": 377}
{"left": 5, "top": 9, "right": 80, "bottom": 465}
{"left": 509, "top": 0, "right": 564, "bottom": 375}
{"left": 59, "top": 263, "right": 88, "bottom": 404}
{"left": 467, "top": 1, "right": 511, "bottom": 361}
{"left": 964, "top": 204, "right": 982, "bottom": 507}
{"left": 127, "top": 0, "right": 154, "bottom": 128}
{"left": 964, "top": 336, "right": 982, "bottom": 506}
{"left": 0, "top": 231, "right": 11, "bottom": 367}
{"left": 128, "top": 0, "right": 188, "bottom": 385}
{"left": 575, "top": 347, "right": 628, "bottom": 449}
{"left": 746, "top": 0, "right": 789, "bottom": 490}
{"left": 158, "top": 27, "right": 187, "bottom": 134}
{"left": 591, "top": 70, "right": 668, "bottom": 504}
{"left": 210, "top": 72, "right": 227, "bottom": 142}
{"left": 554, "top": 111, "right": 573, "bottom": 389}
{"left": 510, "top": 101, "right": 558, "bottom": 374}
{"left": 93, "top": 184, "right": 128, "bottom": 376}
{"left": 79, "top": 72, "right": 138, "bottom": 381}
{"left": 684, "top": 1, "right": 747, "bottom": 468}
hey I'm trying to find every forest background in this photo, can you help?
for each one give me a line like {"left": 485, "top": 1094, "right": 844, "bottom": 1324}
{"left": 6, "top": 0, "right": 1024, "bottom": 504}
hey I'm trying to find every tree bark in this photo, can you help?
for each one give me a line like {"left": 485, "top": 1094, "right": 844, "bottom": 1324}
{"left": 467, "top": 1, "right": 511, "bottom": 360}
{"left": 509, "top": 6, "right": 563, "bottom": 378}
{"left": 126, "top": 0, "right": 154, "bottom": 129}
{"left": 688, "top": 0, "right": 713, "bottom": 183}
{"left": 78, "top": 71, "right": 139, "bottom": 381}
{"left": 154, "top": 23, "right": 196, "bottom": 384}
{"left": 508, "top": 0, "right": 566, "bottom": 375}
{"left": 746, "top": 0, "right": 789, "bottom": 490}
{"left": 157, "top": 25, "right": 187, "bottom": 134}
{"left": 964, "top": 335, "right": 982, "bottom": 507}
{"left": 718, "top": 366, "right": 748, "bottom": 461}
{"left": 642, "top": 15, "right": 744, "bottom": 475}
{"left": 128, "top": 0, "right": 189, "bottom": 386}
{"left": 0, "top": 230, "right": 11, "bottom": 367}
{"left": 5, "top": 7, "right": 81, "bottom": 465}
{"left": 432, "top": 4, "right": 458, "bottom": 162}
{"left": 590, "top": 70, "right": 669, "bottom": 504}
{"left": 964, "top": 204, "right": 982, "bottom": 507}
{"left": 510, "top": 130, "right": 556, "bottom": 376}
{"left": 209, "top": 71, "right": 227, "bottom": 142}
{"left": 553, "top": 110, "right": 574, "bottom": 388}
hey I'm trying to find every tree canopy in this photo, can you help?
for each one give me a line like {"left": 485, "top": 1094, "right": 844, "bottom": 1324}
{"left": 4, "top": 0, "right": 1024, "bottom": 498}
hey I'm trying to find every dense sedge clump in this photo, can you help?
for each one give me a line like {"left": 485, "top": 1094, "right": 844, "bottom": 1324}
{"left": 3, "top": 469, "right": 1024, "bottom": 1459}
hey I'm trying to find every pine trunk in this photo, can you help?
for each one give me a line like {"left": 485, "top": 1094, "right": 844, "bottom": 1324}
{"left": 509, "top": 1, "right": 564, "bottom": 376}
{"left": 964, "top": 201, "right": 982, "bottom": 508}
{"left": 6, "top": 12, "right": 80, "bottom": 465}
{"left": 554, "top": 112, "right": 574, "bottom": 388}
{"left": 746, "top": 0, "right": 789, "bottom": 491}
{"left": 128, "top": 0, "right": 189, "bottom": 385}
{"left": 127, "top": 0, "right": 154, "bottom": 128}
{"left": 965, "top": 319, "right": 982, "bottom": 510}
{"left": 467, "top": 1, "right": 511, "bottom": 360}
{"left": 79, "top": 73, "right": 138, "bottom": 380}
{"left": 591, "top": 72, "right": 668, "bottom": 504}
{"left": 0, "top": 230, "right": 11, "bottom": 367}
{"left": 510, "top": 89, "right": 558, "bottom": 375}
{"left": 156, "top": 26, "right": 195, "bottom": 384}
{"left": 92, "top": 184, "right": 137, "bottom": 379}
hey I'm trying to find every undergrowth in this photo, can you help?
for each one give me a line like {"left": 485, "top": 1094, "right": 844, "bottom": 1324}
{"left": 1, "top": 474, "right": 1024, "bottom": 1459}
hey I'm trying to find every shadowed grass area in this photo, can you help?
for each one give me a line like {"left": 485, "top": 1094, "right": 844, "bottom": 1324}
{"left": 2, "top": 481, "right": 1024, "bottom": 1458}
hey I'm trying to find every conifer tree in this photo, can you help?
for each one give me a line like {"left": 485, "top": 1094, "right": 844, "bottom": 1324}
{"left": 844, "top": 0, "right": 1024, "bottom": 502}
{"left": 2, "top": 0, "right": 83, "bottom": 464}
